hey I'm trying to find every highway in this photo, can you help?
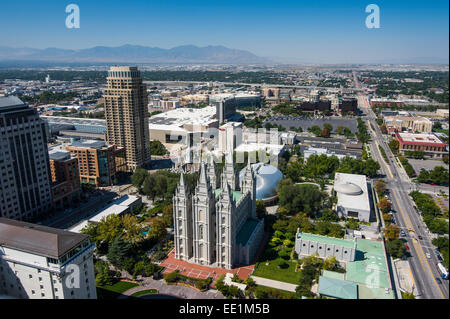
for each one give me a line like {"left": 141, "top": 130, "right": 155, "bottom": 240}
{"left": 357, "top": 92, "right": 449, "bottom": 299}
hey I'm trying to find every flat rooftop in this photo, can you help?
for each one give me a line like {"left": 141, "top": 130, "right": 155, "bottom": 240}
{"left": 397, "top": 132, "right": 445, "bottom": 145}
{"left": 149, "top": 107, "right": 217, "bottom": 128}
{"left": 334, "top": 172, "right": 370, "bottom": 213}
{"left": 70, "top": 139, "right": 106, "bottom": 149}
{"left": 0, "top": 218, "right": 88, "bottom": 259}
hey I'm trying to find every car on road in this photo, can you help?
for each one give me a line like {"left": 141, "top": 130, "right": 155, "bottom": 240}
{"left": 426, "top": 253, "right": 431, "bottom": 259}
{"left": 405, "top": 244, "right": 410, "bottom": 251}
{"left": 436, "top": 277, "right": 442, "bottom": 284}
{"left": 418, "top": 235, "right": 423, "bottom": 240}
{"left": 400, "top": 231, "right": 406, "bottom": 237}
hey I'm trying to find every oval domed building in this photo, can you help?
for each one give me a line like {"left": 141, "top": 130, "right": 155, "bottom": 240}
{"left": 239, "top": 163, "right": 283, "bottom": 205}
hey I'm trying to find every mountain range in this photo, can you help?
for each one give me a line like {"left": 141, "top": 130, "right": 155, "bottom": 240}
{"left": 0, "top": 44, "right": 271, "bottom": 64}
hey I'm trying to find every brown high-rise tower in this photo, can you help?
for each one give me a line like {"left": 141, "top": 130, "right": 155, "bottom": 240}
{"left": 104, "top": 66, "right": 151, "bottom": 171}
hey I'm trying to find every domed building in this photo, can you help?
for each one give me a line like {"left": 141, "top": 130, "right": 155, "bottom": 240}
{"left": 334, "top": 172, "right": 371, "bottom": 222}
{"left": 239, "top": 163, "right": 283, "bottom": 204}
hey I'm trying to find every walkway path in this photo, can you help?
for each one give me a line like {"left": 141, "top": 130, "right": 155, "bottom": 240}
{"left": 250, "top": 276, "right": 297, "bottom": 292}
{"left": 119, "top": 277, "right": 225, "bottom": 299}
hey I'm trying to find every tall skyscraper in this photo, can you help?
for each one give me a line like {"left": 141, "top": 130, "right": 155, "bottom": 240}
{"left": 104, "top": 66, "right": 151, "bottom": 171}
{"left": 0, "top": 96, "right": 53, "bottom": 222}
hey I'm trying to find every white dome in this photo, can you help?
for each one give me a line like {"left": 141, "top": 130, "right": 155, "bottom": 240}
{"left": 239, "top": 163, "right": 283, "bottom": 200}
{"left": 334, "top": 182, "right": 363, "bottom": 195}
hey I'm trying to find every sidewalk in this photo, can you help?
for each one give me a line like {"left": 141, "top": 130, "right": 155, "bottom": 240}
{"left": 250, "top": 276, "right": 297, "bottom": 292}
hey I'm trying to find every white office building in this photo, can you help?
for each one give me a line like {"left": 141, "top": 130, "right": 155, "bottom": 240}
{"left": 0, "top": 218, "right": 97, "bottom": 299}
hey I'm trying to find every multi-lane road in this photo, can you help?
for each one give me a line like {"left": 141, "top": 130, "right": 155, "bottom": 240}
{"left": 357, "top": 93, "right": 449, "bottom": 299}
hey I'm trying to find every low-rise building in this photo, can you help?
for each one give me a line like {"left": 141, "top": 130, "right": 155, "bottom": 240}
{"left": 66, "top": 140, "right": 126, "bottom": 187}
{"left": 384, "top": 116, "right": 433, "bottom": 133}
{"left": 395, "top": 132, "right": 448, "bottom": 158}
{"left": 48, "top": 149, "right": 81, "bottom": 209}
{"left": 0, "top": 218, "right": 96, "bottom": 299}
{"left": 334, "top": 173, "right": 371, "bottom": 222}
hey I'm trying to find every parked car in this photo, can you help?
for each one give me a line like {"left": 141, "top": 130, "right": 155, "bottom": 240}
{"left": 436, "top": 277, "right": 442, "bottom": 284}
{"left": 426, "top": 253, "right": 431, "bottom": 259}
{"left": 418, "top": 235, "right": 423, "bottom": 240}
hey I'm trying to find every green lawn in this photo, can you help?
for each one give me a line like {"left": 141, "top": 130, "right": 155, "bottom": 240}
{"left": 96, "top": 281, "right": 139, "bottom": 299}
{"left": 253, "top": 258, "right": 301, "bottom": 285}
{"left": 130, "top": 289, "right": 158, "bottom": 297}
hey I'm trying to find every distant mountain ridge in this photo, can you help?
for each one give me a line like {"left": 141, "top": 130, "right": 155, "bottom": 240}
{"left": 0, "top": 44, "right": 270, "bottom": 64}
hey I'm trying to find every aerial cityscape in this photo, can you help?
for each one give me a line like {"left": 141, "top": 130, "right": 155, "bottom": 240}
{"left": 0, "top": 0, "right": 448, "bottom": 305}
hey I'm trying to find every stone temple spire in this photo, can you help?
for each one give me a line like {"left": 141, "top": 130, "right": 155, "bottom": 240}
{"left": 224, "top": 152, "right": 239, "bottom": 191}
{"left": 206, "top": 154, "right": 218, "bottom": 190}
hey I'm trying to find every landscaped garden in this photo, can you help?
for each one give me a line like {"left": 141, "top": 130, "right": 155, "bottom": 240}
{"left": 130, "top": 289, "right": 158, "bottom": 297}
{"left": 96, "top": 280, "right": 139, "bottom": 299}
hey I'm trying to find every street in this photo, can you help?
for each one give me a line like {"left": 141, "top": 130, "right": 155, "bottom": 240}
{"left": 358, "top": 92, "right": 449, "bottom": 299}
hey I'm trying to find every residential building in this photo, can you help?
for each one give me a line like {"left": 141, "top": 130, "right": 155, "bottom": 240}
{"left": 104, "top": 66, "right": 151, "bottom": 171}
{"left": 66, "top": 139, "right": 126, "bottom": 187}
{"left": 0, "top": 96, "right": 53, "bottom": 222}
{"left": 395, "top": 132, "right": 448, "bottom": 158}
{"left": 334, "top": 172, "right": 371, "bottom": 222}
{"left": 173, "top": 157, "right": 264, "bottom": 269}
{"left": 48, "top": 149, "right": 81, "bottom": 209}
{"left": 0, "top": 218, "right": 97, "bottom": 299}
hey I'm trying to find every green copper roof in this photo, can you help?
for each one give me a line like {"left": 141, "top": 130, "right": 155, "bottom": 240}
{"left": 318, "top": 276, "right": 358, "bottom": 299}
{"left": 296, "top": 232, "right": 355, "bottom": 248}
{"left": 214, "top": 189, "right": 243, "bottom": 202}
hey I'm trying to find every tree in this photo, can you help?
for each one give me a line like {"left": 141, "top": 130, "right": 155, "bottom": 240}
{"left": 122, "top": 215, "right": 144, "bottom": 245}
{"left": 383, "top": 224, "right": 400, "bottom": 240}
{"left": 308, "top": 125, "right": 322, "bottom": 136}
{"left": 377, "top": 197, "right": 392, "bottom": 213}
{"left": 107, "top": 236, "right": 133, "bottom": 269}
{"left": 149, "top": 218, "right": 168, "bottom": 241}
{"left": 319, "top": 209, "right": 338, "bottom": 222}
{"left": 320, "top": 128, "right": 331, "bottom": 138}
{"left": 375, "top": 180, "right": 387, "bottom": 196}
{"left": 323, "top": 123, "right": 333, "bottom": 132}
{"left": 385, "top": 239, "right": 406, "bottom": 258}
{"left": 96, "top": 214, "right": 124, "bottom": 245}
{"left": 388, "top": 139, "right": 399, "bottom": 154}
{"left": 150, "top": 140, "right": 167, "bottom": 156}
{"left": 162, "top": 204, "right": 174, "bottom": 227}
{"left": 323, "top": 256, "right": 339, "bottom": 271}
{"left": 256, "top": 200, "right": 267, "bottom": 219}
{"left": 131, "top": 168, "right": 149, "bottom": 191}
{"left": 336, "top": 126, "right": 345, "bottom": 135}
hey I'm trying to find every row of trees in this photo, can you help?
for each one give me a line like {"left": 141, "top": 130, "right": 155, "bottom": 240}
{"left": 410, "top": 191, "right": 448, "bottom": 235}
{"left": 417, "top": 166, "right": 449, "bottom": 186}
{"left": 282, "top": 154, "right": 380, "bottom": 184}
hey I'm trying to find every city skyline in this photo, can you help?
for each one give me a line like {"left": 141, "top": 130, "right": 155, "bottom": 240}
{"left": 0, "top": 0, "right": 448, "bottom": 64}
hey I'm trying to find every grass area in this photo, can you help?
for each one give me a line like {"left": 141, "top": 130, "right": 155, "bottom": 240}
{"left": 130, "top": 289, "right": 158, "bottom": 297}
{"left": 96, "top": 280, "right": 139, "bottom": 299}
{"left": 253, "top": 258, "right": 301, "bottom": 285}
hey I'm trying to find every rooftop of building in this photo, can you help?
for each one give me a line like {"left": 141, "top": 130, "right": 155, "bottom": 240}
{"left": 317, "top": 276, "right": 358, "bottom": 299}
{"left": 69, "top": 139, "right": 107, "bottom": 149}
{"left": 214, "top": 188, "right": 243, "bottom": 202}
{"left": 0, "top": 218, "right": 88, "bottom": 259}
{"left": 0, "top": 96, "right": 26, "bottom": 110}
{"left": 149, "top": 106, "right": 217, "bottom": 128}
{"left": 296, "top": 232, "right": 356, "bottom": 248}
{"left": 48, "top": 149, "right": 71, "bottom": 161}
{"left": 396, "top": 132, "right": 445, "bottom": 145}
{"left": 41, "top": 115, "right": 106, "bottom": 126}
{"left": 334, "top": 172, "right": 370, "bottom": 213}
{"left": 318, "top": 238, "right": 394, "bottom": 299}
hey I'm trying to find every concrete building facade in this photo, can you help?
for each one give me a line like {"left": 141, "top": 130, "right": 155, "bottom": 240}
{"left": 0, "top": 218, "right": 97, "bottom": 299}
{"left": 104, "top": 66, "right": 151, "bottom": 171}
{"left": 0, "top": 96, "right": 53, "bottom": 222}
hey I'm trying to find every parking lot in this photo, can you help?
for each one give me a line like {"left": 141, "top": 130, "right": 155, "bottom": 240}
{"left": 265, "top": 116, "right": 358, "bottom": 133}
{"left": 408, "top": 158, "right": 449, "bottom": 175}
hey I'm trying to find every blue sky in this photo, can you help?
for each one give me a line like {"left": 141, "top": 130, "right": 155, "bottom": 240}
{"left": 0, "top": 0, "right": 448, "bottom": 63}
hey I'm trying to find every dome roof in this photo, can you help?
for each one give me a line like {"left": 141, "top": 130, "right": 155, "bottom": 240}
{"left": 334, "top": 182, "right": 363, "bottom": 195}
{"left": 239, "top": 163, "right": 283, "bottom": 200}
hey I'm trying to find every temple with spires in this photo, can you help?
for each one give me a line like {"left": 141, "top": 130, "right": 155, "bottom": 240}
{"left": 172, "top": 155, "right": 264, "bottom": 269}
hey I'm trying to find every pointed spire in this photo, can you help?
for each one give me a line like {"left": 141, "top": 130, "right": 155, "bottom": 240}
{"left": 179, "top": 172, "right": 185, "bottom": 186}
{"left": 199, "top": 161, "right": 208, "bottom": 184}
